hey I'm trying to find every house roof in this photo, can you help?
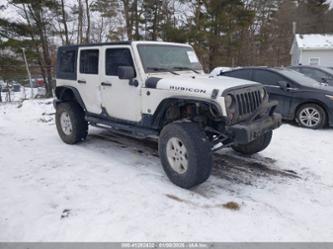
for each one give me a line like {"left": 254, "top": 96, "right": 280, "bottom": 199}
{"left": 295, "top": 34, "right": 333, "bottom": 50}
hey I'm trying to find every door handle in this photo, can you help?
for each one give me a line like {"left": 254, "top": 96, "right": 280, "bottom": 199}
{"left": 129, "top": 79, "right": 139, "bottom": 87}
{"left": 77, "top": 80, "right": 86, "bottom": 84}
{"left": 101, "top": 82, "right": 112, "bottom": 87}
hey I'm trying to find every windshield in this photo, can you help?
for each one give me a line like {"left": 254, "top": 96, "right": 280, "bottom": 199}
{"left": 137, "top": 44, "right": 203, "bottom": 73}
{"left": 274, "top": 68, "right": 322, "bottom": 87}
{"left": 322, "top": 67, "right": 333, "bottom": 76}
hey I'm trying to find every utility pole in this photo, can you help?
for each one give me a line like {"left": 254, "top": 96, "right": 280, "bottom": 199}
{"left": 292, "top": 21, "right": 297, "bottom": 35}
{"left": 22, "top": 48, "right": 33, "bottom": 99}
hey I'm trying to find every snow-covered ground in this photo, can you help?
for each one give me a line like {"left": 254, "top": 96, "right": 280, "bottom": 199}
{"left": 0, "top": 87, "right": 46, "bottom": 102}
{"left": 0, "top": 99, "right": 333, "bottom": 242}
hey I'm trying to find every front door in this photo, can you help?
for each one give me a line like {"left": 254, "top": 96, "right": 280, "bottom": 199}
{"left": 100, "top": 46, "right": 142, "bottom": 122}
{"left": 76, "top": 47, "right": 102, "bottom": 114}
{"left": 252, "top": 69, "right": 293, "bottom": 118}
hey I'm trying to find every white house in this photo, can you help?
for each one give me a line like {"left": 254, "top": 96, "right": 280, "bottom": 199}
{"left": 290, "top": 34, "right": 333, "bottom": 67}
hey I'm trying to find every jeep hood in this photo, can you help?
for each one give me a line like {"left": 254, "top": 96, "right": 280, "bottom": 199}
{"left": 147, "top": 74, "right": 261, "bottom": 95}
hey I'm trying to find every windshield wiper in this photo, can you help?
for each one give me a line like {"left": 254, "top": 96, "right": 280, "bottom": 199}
{"left": 146, "top": 67, "right": 179, "bottom": 75}
{"left": 172, "top": 66, "right": 200, "bottom": 74}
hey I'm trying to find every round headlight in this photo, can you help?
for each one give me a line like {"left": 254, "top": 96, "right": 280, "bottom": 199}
{"left": 225, "top": 94, "right": 233, "bottom": 108}
{"left": 259, "top": 88, "right": 266, "bottom": 99}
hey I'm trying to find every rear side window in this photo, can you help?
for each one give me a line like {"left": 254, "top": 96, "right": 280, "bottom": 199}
{"left": 80, "top": 49, "right": 99, "bottom": 74}
{"left": 253, "top": 70, "right": 286, "bottom": 86}
{"left": 105, "top": 48, "right": 135, "bottom": 76}
{"left": 56, "top": 48, "right": 77, "bottom": 80}
{"left": 224, "top": 69, "right": 252, "bottom": 80}
{"left": 59, "top": 50, "right": 75, "bottom": 73}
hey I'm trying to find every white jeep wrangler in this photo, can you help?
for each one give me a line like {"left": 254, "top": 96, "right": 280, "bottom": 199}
{"left": 54, "top": 41, "right": 281, "bottom": 188}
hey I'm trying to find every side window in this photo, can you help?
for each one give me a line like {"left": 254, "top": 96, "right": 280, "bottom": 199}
{"left": 56, "top": 48, "right": 77, "bottom": 80}
{"left": 105, "top": 48, "right": 136, "bottom": 76}
{"left": 253, "top": 70, "right": 287, "bottom": 86}
{"left": 302, "top": 68, "right": 327, "bottom": 82}
{"left": 79, "top": 49, "right": 99, "bottom": 74}
{"left": 59, "top": 50, "right": 76, "bottom": 73}
{"left": 225, "top": 70, "right": 251, "bottom": 80}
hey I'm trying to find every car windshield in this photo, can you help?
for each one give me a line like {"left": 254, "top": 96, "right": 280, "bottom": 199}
{"left": 274, "top": 68, "right": 322, "bottom": 87}
{"left": 137, "top": 44, "right": 203, "bottom": 73}
{"left": 321, "top": 67, "right": 333, "bottom": 76}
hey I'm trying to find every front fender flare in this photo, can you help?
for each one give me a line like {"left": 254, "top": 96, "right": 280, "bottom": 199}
{"left": 150, "top": 96, "right": 224, "bottom": 129}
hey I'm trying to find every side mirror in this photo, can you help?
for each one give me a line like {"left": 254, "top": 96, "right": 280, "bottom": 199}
{"left": 118, "top": 66, "right": 135, "bottom": 80}
{"left": 278, "top": 81, "right": 289, "bottom": 91}
{"left": 321, "top": 77, "right": 328, "bottom": 83}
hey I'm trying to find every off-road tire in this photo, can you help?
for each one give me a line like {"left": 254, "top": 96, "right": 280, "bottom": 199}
{"left": 56, "top": 102, "right": 88, "bottom": 144}
{"left": 296, "top": 103, "right": 326, "bottom": 129}
{"left": 232, "top": 130, "right": 272, "bottom": 155}
{"left": 159, "top": 122, "right": 212, "bottom": 189}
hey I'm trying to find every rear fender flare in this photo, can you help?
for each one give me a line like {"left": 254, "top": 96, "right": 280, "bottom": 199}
{"left": 54, "top": 86, "right": 86, "bottom": 111}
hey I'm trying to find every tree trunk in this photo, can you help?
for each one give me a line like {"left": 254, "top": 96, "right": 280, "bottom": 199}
{"left": 77, "top": 0, "right": 84, "bottom": 44}
{"left": 122, "top": 0, "right": 132, "bottom": 40}
{"left": 152, "top": 0, "right": 158, "bottom": 41}
{"left": 23, "top": 4, "right": 48, "bottom": 89}
{"left": 61, "top": 0, "right": 70, "bottom": 44}
{"left": 134, "top": 0, "right": 140, "bottom": 40}
{"left": 99, "top": 16, "right": 104, "bottom": 42}
{"left": 85, "top": 0, "right": 90, "bottom": 43}
{"left": 28, "top": 3, "right": 53, "bottom": 97}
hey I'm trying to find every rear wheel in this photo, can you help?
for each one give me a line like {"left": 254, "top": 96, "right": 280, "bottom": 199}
{"left": 232, "top": 131, "right": 272, "bottom": 155}
{"left": 296, "top": 103, "right": 326, "bottom": 129}
{"left": 159, "top": 122, "right": 212, "bottom": 189}
{"left": 56, "top": 102, "right": 88, "bottom": 144}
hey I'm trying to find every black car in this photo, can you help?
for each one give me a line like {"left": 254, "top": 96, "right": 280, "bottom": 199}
{"left": 222, "top": 67, "right": 333, "bottom": 129}
{"left": 290, "top": 65, "right": 333, "bottom": 86}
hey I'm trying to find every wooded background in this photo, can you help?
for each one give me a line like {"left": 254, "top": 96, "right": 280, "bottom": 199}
{"left": 0, "top": 0, "right": 333, "bottom": 96}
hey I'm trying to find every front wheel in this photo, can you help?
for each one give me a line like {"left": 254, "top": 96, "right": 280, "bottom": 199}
{"left": 296, "top": 103, "right": 326, "bottom": 129}
{"left": 232, "top": 131, "right": 272, "bottom": 155}
{"left": 159, "top": 122, "right": 212, "bottom": 189}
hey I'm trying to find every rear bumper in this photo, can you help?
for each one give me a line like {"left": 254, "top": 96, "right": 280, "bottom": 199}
{"left": 228, "top": 113, "right": 282, "bottom": 145}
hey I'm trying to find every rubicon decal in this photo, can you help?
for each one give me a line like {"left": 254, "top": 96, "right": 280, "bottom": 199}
{"left": 170, "top": 86, "right": 207, "bottom": 94}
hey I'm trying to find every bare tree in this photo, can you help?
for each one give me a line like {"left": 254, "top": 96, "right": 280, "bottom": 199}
{"left": 60, "top": 0, "right": 70, "bottom": 44}
{"left": 85, "top": 0, "right": 91, "bottom": 43}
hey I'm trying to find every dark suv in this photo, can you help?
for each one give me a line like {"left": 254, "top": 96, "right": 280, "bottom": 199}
{"left": 290, "top": 66, "right": 333, "bottom": 86}
{"left": 223, "top": 67, "right": 333, "bottom": 129}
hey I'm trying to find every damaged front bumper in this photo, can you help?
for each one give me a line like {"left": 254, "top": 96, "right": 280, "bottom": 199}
{"left": 227, "top": 101, "right": 282, "bottom": 145}
{"left": 228, "top": 113, "right": 282, "bottom": 145}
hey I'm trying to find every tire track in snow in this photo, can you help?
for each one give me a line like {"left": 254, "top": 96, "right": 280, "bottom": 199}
{"left": 88, "top": 130, "right": 300, "bottom": 191}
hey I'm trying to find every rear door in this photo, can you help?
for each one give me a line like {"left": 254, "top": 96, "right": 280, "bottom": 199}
{"left": 252, "top": 69, "right": 294, "bottom": 118}
{"left": 77, "top": 47, "right": 102, "bottom": 114}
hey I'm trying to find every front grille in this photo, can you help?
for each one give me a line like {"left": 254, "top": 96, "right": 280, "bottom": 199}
{"left": 235, "top": 90, "right": 262, "bottom": 116}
